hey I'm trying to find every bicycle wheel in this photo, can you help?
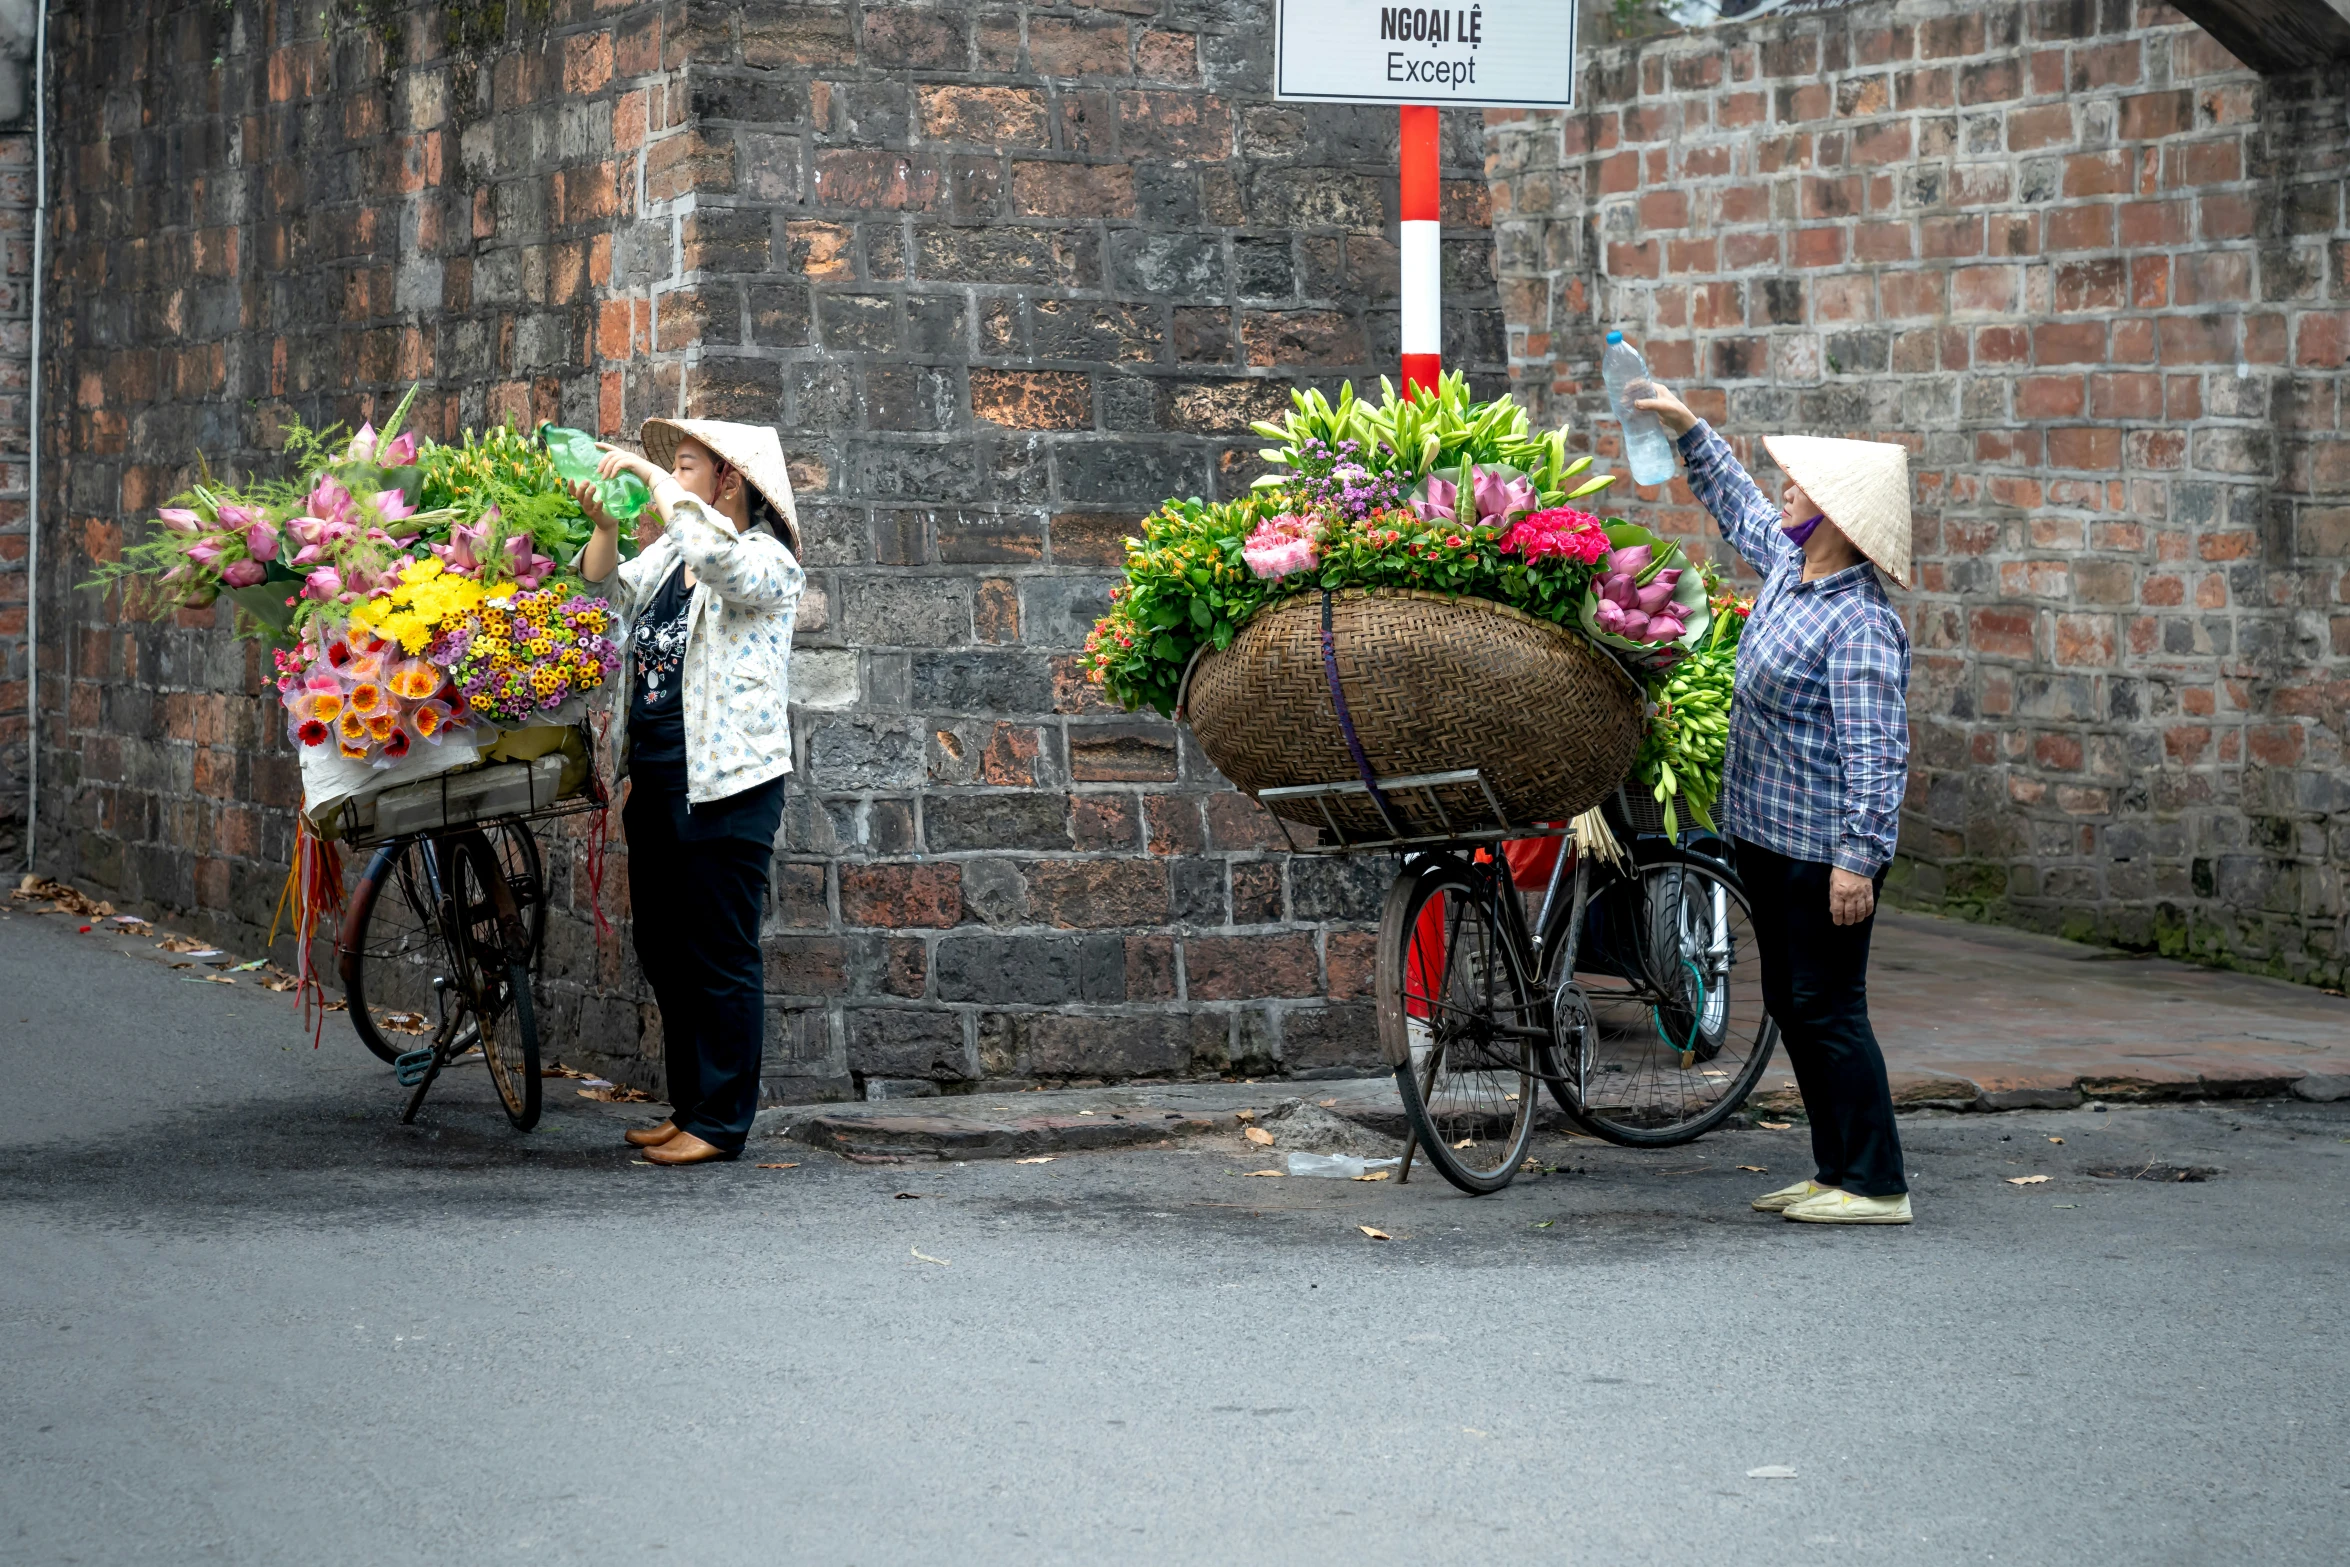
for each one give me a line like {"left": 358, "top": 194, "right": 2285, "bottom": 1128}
{"left": 1541, "top": 848, "right": 1775, "bottom": 1147}
{"left": 340, "top": 824, "right": 546, "bottom": 1064}
{"left": 340, "top": 839, "right": 440, "bottom": 1065}
{"left": 447, "top": 832, "right": 541, "bottom": 1131}
{"left": 1375, "top": 855, "right": 1538, "bottom": 1195}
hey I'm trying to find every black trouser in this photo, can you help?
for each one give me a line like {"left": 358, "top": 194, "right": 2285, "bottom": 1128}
{"left": 1735, "top": 838, "right": 1907, "bottom": 1198}
{"left": 622, "top": 772, "right": 778, "bottom": 1156}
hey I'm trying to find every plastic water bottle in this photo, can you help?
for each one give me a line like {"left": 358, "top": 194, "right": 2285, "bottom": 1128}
{"left": 1603, "top": 332, "right": 1680, "bottom": 486}
{"left": 539, "top": 424, "right": 652, "bottom": 522}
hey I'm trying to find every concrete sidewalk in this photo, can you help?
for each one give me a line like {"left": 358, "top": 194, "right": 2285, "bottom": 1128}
{"left": 1835, "top": 907, "right": 2350, "bottom": 1111}
{"left": 764, "top": 906, "right": 2350, "bottom": 1159}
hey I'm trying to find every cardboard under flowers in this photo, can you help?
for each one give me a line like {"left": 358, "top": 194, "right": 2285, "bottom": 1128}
{"left": 1576, "top": 522, "right": 1712, "bottom": 672}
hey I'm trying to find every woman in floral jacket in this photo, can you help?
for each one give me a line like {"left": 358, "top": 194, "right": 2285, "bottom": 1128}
{"left": 574, "top": 419, "right": 804, "bottom": 1166}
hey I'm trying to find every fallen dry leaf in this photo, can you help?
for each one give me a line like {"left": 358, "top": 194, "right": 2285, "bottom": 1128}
{"left": 320, "top": 1000, "right": 348, "bottom": 1013}
{"left": 910, "top": 1247, "right": 950, "bottom": 1267}
{"left": 1532, "top": 1220, "right": 1553, "bottom": 1229}
{"left": 754, "top": 1163, "right": 799, "bottom": 1170}
{"left": 893, "top": 1192, "right": 923, "bottom": 1200}
{"left": 1243, "top": 1169, "right": 1284, "bottom": 1177}
{"left": 377, "top": 1011, "right": 430, "bottom": 1035}
{"left": 14, "top": 877, "right": 113, "bottom": 919}
{"left": 1450, "top": 1136, "right": 1475, "bottom": 1150}
{"left": 1352, "top": 1170, "right": 1391, "bottom": 1182}
{"left": 1759, "top": 1121, "right": 1793, "bottom": 1131}
{"left": 1738, "top": 1164, "right": 1769, "bottom": 1173}
{"left": 157, "top": 934, "right": 210, "bottom": 954}
{"left": 1233, "top": 1109, "right": 1256, "bottom": 1122}
{"left": 576, "top": 1085, "right": 651, "bottom": 1104}
{"left": 1012, "top": 1156, "right": 1054, "bottom": 1165}
{"left": 2048, "top": 1136, "right": 2066, "bottom": 1145}
{"left": 1358, "top": 1226, "right": 1391, "bottom": 1241}
{"left": 2006, "top": 1174, "right": 2052, "bottom": 1186}
{"left": 1317, "top": 1098, "right": 1337, "bottom": 1107}
{"left": 541, "top": 1062, "right": 594, "bottom": 1079}
{"left": 199, "top": 975, "right": 235, "bottom": 985}
{"left": 1244, "top": 1126, "right": 1275, "bottom": 1146}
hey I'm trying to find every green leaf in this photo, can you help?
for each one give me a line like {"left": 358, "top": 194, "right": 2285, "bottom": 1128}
{"left": 1189, "top": 597, "right": 1212, "bottom": 627}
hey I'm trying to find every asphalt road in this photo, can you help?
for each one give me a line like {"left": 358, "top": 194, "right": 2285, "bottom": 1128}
{"left": 5, "top": 906, "right": 2348, "bottom": 1566}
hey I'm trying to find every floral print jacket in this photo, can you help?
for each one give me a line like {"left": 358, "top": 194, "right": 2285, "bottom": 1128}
{"left": 580, "top": 477, "right": 805, "bottom": 806}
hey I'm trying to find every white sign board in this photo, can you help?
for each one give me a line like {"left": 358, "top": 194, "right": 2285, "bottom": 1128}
{"left": 1274, "top": 1, "right": 1578, "bottom": 110}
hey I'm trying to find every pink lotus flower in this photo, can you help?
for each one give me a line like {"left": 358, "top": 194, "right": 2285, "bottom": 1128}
{"left": 373, "top": 488, "right": 415, "bottom": 524}
{"left": 1607, "top": 543, "right": 1655, "bottom": 576}
{"left": 303, "top": 567, "right": 344, "bottom": 602}
{"left": 1634, "top": 580, "right": 1677, "bottom": 615}
{"left": 1242, "top": 513, "right": 1320, "bottom": 581}
{"left": 432, "top": 517, "right": 492, "bottom": 575}
{"left": 220, "top": 559, "right": 268, "bottom": 588}
{"left": 242, "top": 519, "right": 280, "bottom": 562}
{"left": 346, "top": 422, "right": 378, "bottom": 463}
{"left": 505, "top": 533, "right": 556, "bottom": 589}
{"left": 307, "top": 476, "right": 358, "bottom": 527}
{"left": 186, "top": 540, "right": 224, "bottom": 569}
{"left": 156, "top": 507, "right": 203, "bottom": 533}
{"left": 1414, "top": 473, "right": 1459, "bottom": 525}
{"left": 216, "top": 503, "right": 259, "bottom": 530}
{"left": 382, "top": 431, "right": 418, "bottom": 466}
{"left": 1470, "top": 466, "right": 1537, "bottom": 527}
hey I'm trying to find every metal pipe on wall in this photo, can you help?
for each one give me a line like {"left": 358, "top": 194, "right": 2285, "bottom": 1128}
{"left": 21, "top": 0, "right": 43, "bottom": 872}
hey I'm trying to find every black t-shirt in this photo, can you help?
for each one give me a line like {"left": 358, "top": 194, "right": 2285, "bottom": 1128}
{"left": 629, "top": 564, "right": 690, "bottom": 767}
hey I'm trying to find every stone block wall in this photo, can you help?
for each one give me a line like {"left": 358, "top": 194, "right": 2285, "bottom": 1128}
{"left": 1487, "top": 0, "right": 2349, "bottom": 986}
{"left": 645, "top": 0, "right": 1501, "bottom": 1097}
{"left": 35, "top": 0, "right": 1505, "bottom": 1100}
{"left": 39, "top": 0, "right": 700, "bottom": 958}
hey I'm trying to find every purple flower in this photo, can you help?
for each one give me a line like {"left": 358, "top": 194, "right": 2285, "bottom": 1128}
{"left": 243, "top": 519, "right": 281, "bottom": 562}
{"left": 303, "top": 567, "right": 344, "bottom": 601}
{"left": 220, "top": 559, "right": 268, "bottom": 588}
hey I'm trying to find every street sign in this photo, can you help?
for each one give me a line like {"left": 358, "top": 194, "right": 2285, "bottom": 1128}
{"left": 1274, "top": 0, "right": 1579, "bottom": 110}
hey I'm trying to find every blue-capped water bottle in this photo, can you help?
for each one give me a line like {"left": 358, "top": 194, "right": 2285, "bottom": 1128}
{"left": 1602, "top": 332, "right": 1680, "bottom": 487}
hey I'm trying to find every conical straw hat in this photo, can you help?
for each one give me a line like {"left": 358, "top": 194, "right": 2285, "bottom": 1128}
{"left": 1761, "top": 435, "right": 1912, "bottom": 588}
{"left": 640, "top": 417, "right": 801, "bottom": 555}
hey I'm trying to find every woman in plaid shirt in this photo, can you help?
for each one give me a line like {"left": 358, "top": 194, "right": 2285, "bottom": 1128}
{"left": 1635, "top": 382, "right": 1917, "bottom": 1226}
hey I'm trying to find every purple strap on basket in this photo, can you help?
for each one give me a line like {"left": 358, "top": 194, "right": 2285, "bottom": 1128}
{"left": 1320, "top": 591, "right": 1404, "bottom": 839}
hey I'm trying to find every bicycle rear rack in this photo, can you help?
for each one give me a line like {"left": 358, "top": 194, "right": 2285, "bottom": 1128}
{"left": 1257, "top": 768, "right": 1569, "bottom": 856}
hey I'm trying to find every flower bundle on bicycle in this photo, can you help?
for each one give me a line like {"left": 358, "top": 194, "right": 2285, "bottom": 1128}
{"left": 89, "top": 387, "right": 633, "bottom": 828}
{"left": 1082, "top": 373, "right": 1751, "bottom": 837}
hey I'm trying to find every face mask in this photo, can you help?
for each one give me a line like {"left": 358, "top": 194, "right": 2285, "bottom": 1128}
{"left": 1783, "top": 511, "right": 1824, "bottom": 547}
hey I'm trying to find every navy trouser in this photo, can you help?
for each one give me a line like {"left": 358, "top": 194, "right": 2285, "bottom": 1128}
{"left": 623, "top": 769, "right": 781, "bottom": 1156}
{"left": 1734, "top": 838, "right": 1907, "bottom": 1198}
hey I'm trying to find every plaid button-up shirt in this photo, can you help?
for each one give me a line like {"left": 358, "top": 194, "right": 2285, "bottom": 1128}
{"left": 1679, "top": 421, "right": 1910, "bottom": 876}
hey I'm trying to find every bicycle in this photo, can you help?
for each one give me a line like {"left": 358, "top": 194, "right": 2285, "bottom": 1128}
{"left": 1266, "top": 772, "right": 1776, "bottom": 1196}
{"left": 338, "top": 819, "right": 550, "bottom": 1129}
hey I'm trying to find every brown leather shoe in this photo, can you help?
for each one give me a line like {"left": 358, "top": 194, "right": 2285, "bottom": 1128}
{"left": 641, "top": 1130, "right": 733, "bottom": 1165}
{"left": 624, "top": 1120, "right": 679, "bottom": 1148}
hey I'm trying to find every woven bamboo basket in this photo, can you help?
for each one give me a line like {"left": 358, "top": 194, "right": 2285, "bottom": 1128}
{"left": 1185, "top": 590, "right": 1645, "bottom": 841}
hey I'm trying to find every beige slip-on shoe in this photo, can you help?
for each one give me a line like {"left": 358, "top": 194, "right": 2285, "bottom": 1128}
{"left": 1751, "top": 1179, "right": 1834, "bottom": 1213}
{"left": 1784, "top": 1189, "right": 1913, "bottom": 1225}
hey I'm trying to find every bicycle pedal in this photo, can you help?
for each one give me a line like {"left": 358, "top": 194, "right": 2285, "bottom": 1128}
{"left": 392, "top": 1046, "right": 439, "bottom": 1087}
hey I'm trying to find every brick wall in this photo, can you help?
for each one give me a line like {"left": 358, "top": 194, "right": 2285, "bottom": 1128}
{"left": 0, "top": 118, "right": 29, "bottom": 867}
{"left": 36, "top": 0, "right": 1507, "bottom": 1101}
{"left": 643, "top": 1, "right": 1502, "bottom": 1098}
{"left": 39, "top": 1, "right": 693, "bottom": 959}
{"left": 1488, "top": 0, "right": 2349, "bottom": 987}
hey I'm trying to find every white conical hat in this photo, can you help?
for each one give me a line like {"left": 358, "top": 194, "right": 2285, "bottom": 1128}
{"left": 641, "top": 417, "right": 800, "bottom": 555}
{"left": 1761, "top": 435, "right": 1912, "bottom": 588}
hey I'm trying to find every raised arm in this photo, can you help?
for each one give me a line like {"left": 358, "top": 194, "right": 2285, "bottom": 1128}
{"left": 1632, "top": 385, "right": 1793, "bottom": 576}
{"left": 652, "top": 476, "right": 804, "bottom": 612}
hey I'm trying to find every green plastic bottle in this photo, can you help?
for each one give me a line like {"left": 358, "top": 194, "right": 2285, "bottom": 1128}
{"left": 538, "top": 424, "right": 653, "bottom": 522}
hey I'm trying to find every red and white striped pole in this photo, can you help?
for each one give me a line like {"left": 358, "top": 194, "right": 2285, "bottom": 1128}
{"left": 1399, "top": 103, "right": 1441, "bottom": 398}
